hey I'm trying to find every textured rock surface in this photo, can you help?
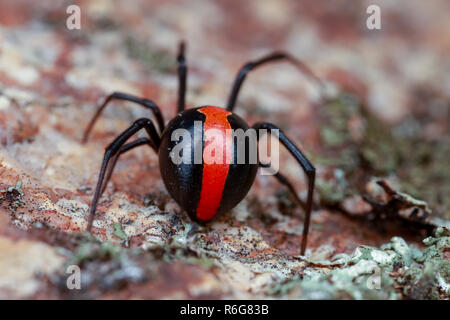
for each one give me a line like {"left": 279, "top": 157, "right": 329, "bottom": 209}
{"left": 0, "top": 0, "right": 448, "bottom": 299}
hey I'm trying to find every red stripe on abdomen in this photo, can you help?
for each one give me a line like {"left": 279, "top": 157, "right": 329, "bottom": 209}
{"left": 196, "top": 106, "right": 232, "bottom": 220}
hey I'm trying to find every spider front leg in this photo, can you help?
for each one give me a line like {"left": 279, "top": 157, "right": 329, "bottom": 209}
{"left": 82, "top": 92, "right": 164, "bottom": 143}
{"left": 100, "top": 137, "right": 157, "bottom": 196}
{"left": 253, "top": 122, "right": 316, "bottom": 256}
{"left": 227, "top": 52, "right": 323, "bottom": 112}
{"left": 177, "top": 41, "right": 187, "bottom": 113}
{"left": 87, "top": 118, "right": 160, "bottom": 232}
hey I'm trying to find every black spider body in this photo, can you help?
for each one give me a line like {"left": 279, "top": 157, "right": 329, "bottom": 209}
{"left": 82, "top": 42, "right": 321, "bottom": 255}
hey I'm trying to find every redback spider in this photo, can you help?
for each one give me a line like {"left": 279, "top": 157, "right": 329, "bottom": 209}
{"left": 82, "top": 42, "right": 323, "bottom": 255}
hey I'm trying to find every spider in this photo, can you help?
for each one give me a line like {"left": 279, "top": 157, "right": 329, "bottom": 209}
{"left": 82, "top": 42, "right": 322, "bottom": 255}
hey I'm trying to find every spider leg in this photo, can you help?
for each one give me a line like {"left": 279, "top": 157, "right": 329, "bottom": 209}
{"left": 87, "top": 118, "right": 160, "bottom": 232}
{"left": 100, "top": 137, "right": 157, "bottom": 196}
{"left": 259, "top": 163, "right": 307, "bottom": 211}
{"left": 253, "top": 122, "right": 315, "bottom": 255}
{"left": 226, "top": 52, "right": 323, "bottom": 112}
{"left": 177, "top": 41, "right": 187, "bottom": 113}
{"left": 82, "top": 92, "right": 164, "bottom": 143}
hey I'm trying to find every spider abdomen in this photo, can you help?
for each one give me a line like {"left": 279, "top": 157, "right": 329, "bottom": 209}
{"left": 159, "top": 106, "right": 258, "bottom": 222}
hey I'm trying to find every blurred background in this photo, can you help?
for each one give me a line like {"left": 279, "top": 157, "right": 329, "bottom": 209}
{"left": 0, "top": 0, "right": 448, "bottom": 299}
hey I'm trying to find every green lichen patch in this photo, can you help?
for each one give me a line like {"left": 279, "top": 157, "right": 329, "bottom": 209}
{"left": 268, "top": 230, "right": 450, "bottom": 299}
{"left": 316, "top": 91, "right": 399, "bottom": 177}
{"left": 113, "top": 223, "right": 129, "bottom": 242}
{"left": 393, "top": 133, "right": 450, "bottom": 219}
{"left": 52, "top": 234, "right": 152, "bottom": 296}
{"left": 316, "top": 91, "right": 449, "bottom": 219}
{"left": 157, "top": 245, "right": 217, "bottom": 270}
{"left": 52, "top": 226, "right": 218, "bottom": 297}
{"left": 124, "top": 36, "right": 175, "bottom": 74}
{"left": 0, "top": 179, "right": 25, "bottom": 211}
{"left": 316, "top": 168, "right": 353, "bottom": 206}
